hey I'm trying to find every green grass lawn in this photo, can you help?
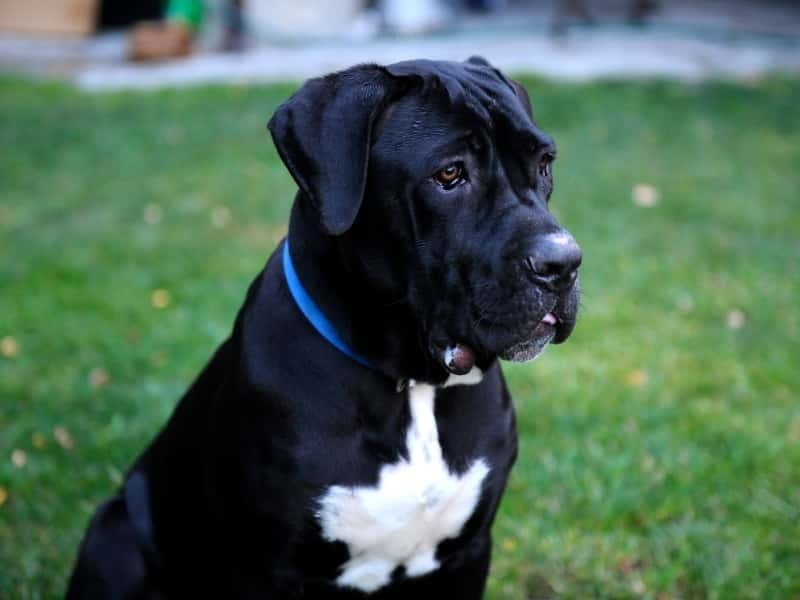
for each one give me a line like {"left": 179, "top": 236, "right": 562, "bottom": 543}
{"left": 1, "top": 74, "right": 798, "bottom": 599}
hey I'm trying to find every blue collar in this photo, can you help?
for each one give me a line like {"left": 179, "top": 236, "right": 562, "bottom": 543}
{"left": 282, "top": 241, "right": 376, "bottom": 369}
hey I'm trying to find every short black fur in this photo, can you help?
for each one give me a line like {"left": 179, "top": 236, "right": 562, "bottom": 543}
{"left": 67, "top": 57, "right": 581, "bottom": 599}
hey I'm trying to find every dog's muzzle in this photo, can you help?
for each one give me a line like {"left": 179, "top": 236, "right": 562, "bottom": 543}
{"left": 500, "top": 231, "right": 582, "bottom": 363}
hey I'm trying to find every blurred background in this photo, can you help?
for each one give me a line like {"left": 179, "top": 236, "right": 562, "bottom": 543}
{"left": 0, "top": 0, "right": 799, "bottom": 86}
{"left": 1, "top": 1, "right": 798, "bottom": 599}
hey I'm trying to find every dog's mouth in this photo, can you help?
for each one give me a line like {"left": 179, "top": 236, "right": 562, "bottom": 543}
{"left": 433, "top": 310, "right": 573, "bottom": 374}
{"left": 498, "top": 311, "right": 558, "bottom": 363}
{"left": 430, "top": 276, "right": 580, "bottom": 375}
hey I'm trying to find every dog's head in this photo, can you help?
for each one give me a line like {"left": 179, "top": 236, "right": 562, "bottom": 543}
{"left": 269, "top": 58, "right": 581, "bottom": 376}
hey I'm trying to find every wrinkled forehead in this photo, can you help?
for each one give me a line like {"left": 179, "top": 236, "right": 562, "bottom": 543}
{"left": 373, "top": 93, "right": 470, "bottom": 156}
{"left": 374, "top": 62, "right": 554, "bottom": 166}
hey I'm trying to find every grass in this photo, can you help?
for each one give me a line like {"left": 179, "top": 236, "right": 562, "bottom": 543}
{"left": 0, "top": 73, "right": 798, "bottom": 599}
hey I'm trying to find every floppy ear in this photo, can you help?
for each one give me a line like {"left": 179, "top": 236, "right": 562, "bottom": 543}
{"left": 267, "top": 65, "right": 404, "bottom": 236}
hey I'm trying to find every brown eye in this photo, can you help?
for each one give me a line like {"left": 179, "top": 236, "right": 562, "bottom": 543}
{"left": 434, "top": 163, "right": 464, "bottom": 188}
{"left": 538, "top": 153, "right": 554, "bottom": 177}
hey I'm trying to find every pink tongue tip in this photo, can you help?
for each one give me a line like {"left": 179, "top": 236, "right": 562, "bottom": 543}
{"left": 542, "top": 312, "right": 557, "bottom": 326}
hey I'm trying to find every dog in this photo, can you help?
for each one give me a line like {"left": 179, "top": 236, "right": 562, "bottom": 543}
{"left": 66, "top": 57, "right": 581, "bottom": 599}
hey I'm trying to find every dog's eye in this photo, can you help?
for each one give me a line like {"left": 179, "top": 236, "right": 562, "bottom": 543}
{"left": 433, "top": 163, "right": 465, "bottom": 189}
{"left": 538, "top": 153, "right": 554, "bottom": 177}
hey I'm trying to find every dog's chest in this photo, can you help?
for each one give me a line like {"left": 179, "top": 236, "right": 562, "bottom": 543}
{"left": 316, "top": 383, "right": 490, "bottom": 593}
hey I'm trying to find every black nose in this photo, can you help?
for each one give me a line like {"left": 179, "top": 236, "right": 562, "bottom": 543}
{"left": 525, "top": 231, "right": 582, "bottom": 291}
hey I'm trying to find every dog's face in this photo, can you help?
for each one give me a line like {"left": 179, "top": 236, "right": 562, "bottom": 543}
{"left": 269, "top": 58, "right": 581, "bottom": 375}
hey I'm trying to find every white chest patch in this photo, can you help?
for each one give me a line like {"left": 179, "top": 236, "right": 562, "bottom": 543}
{"left": 316, "top": 384, "right": 490, "bottom": 593}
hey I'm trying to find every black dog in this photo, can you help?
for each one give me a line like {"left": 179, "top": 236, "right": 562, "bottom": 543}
{"left": 67, "top": 57, "right": 581, "bottom": 599}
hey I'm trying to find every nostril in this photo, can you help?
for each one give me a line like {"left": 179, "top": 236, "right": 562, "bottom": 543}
{"left": 526, "top": 250, "right": 581, "bottom": 288}
{"left": 525, "top": 256, "right": 549, "bottom": 276}
{"left": 527, "top": 258, "right": 569, "bottom": 281}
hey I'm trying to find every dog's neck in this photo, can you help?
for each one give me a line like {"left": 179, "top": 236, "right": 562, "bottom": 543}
{"left": 287, "top": 201, "right": 448, "bottom": 384}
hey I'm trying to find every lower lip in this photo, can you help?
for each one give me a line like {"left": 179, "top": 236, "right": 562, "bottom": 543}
{"left": 534, "top": 312, "right": 558, "bottom": 335}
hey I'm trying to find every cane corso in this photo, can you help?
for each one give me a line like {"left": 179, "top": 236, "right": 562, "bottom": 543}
{"left": 67, "top": 57, "right": 581, "bottom": 599}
